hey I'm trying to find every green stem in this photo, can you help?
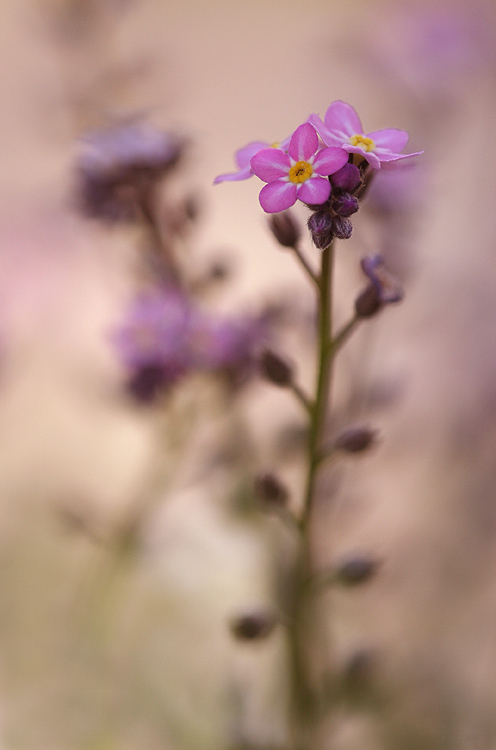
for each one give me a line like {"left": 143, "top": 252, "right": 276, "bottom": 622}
{"left": 301, "top": 242, "right": 334, "bottom": 529}
{"left": 328, "top": 313, "right": 360, "bottom": 357}
{"left": 288, "top": 241, "right": 335, "bottom": 749}
{"left": 291, "top": 243, "right": 319, "bottom": 286}
{"left": 289, "top": 381, "right": 313, "bottom": 414}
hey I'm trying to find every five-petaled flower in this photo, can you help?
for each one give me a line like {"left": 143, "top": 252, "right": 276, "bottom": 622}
{"left": 308, "top": 101, "right": 423, "bottom": 170}
{"left": 214, "top": 137, "right": 291, "bottom": 184}
{"left": 249, "top": 123, "right": 348, "bottom": 213}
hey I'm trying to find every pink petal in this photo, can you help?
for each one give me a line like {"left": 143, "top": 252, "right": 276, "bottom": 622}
{"left": 366, "top": 129, "right": 409, "bottom": 153}
{"left": 307, "top": 114, "right": 339, "bottom": 145}
{"left": 313, "top": 146, "right": 349, "bottom": 176}
{"left": 378, "top": 150, "right": 424, "bottom": 168}
{"left": 343, "top": 145, "right": 382, "bottom": 169}
{"left": 297, "top": 176, "right": 331, "bottom": 206}
{"left": 214, "top": 165, "right": 253, "bottom": 184}
{"left": 236, "top": 141, "right": 270, "bottom": 168}
{"left": 251, "top": 148, "right": 290, "bottom": 183}
{"left": 259, "top": 180, "right": 297, "bottom": 213}
{"left": 323, "top": 101, "right": 363, "bottom": 139}
{"left": 288, "top": 123, "right": 318, "bottom": 162}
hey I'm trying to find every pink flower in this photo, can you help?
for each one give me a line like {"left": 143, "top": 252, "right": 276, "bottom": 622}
{"left": 214, "top": 136, "right": 291, "bottom": 184}
{"left": 249, "top": 123, "right": 348, "bottom": 213}
{"left": 308, "top": 101, "right": 422, "bottom": 169}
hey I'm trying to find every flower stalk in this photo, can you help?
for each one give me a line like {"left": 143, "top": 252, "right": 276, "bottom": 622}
{"left": 288, "top": 238, "right": 338, "bottom": 749}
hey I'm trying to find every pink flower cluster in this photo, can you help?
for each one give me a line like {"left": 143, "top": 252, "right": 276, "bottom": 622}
{"left": 215, "top": 101, "right": 422, "bottom": 214}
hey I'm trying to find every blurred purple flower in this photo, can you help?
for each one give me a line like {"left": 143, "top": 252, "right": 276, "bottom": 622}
{"left": 366, "top": 6, "right": 496, "bottom": 104}
{"left": 308, "top": 101, "right": 422, "bottom": 169}
{"left": 250, "top": 123, "right": 348, "bottom": 213}
{"left": 112, "top": 287, "right": 266, "bottom": 402}
{"left": 76, "top": 122, "right": 185, "bottom": 221}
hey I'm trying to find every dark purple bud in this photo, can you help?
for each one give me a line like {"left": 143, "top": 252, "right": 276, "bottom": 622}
{"left": 260, "top": 349, "right": 293, "bottom": 386}
{"left": 307, "top": 210, "right": 334, "bottom": 250}
{"left": 330, "top": 163, "right": 362, "bottom": 192}
{"left": 334, "top": 424, "right": 377, "bottom": 453}
{"left": 354, "top": 283, "right": 382, "bottom": 318}
{"left": 127, "top": 364, "right": 169, "bottom": 403}
{"left": 334, "top": 554, "right": 380, "bottom": 586}
{"left": 331, "top": 191, "right": 359, "bottom": 217}
{"left": 331, "top": 215, "right": 353, "bottom": 240}
{"left": 230, "top": 609, "right": 277, "bottom": 640}
{"left": 361, "top": 256, "right": 404, "bottom": 304}
{"left": 267, "top": 211, "right": 301, "bottom": 248}
{"left": 254, "top": 473, "right": 289, "bottom": 508}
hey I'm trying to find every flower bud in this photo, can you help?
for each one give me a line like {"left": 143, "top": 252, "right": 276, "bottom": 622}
{"left": 260, "top": 349, "right": 293, "bottom": 386}
{"left": 334, "top": 554, "right": 380, "bottom": 586}
{"left": 354, "top": 283, "right": 382, "bottom": 318}
{"left": 127, "top": 364, "right": 168, "bottom": 403}
{"left": 331, "top": 191, "right": 359, "bottom": 217}
{"left": 361, "top": 256, "right": 404, "bottom": 304}
{"left": 267, "top": 211, "right": 301, "bottom": 248}
{"left": 307, "top": 210, "right": 334, "bottom": 250}
{"left": 334, "top": 424, "right": 377, "bottom": 453}
{"left": 342, "top": 647, "right": 376, "bottom": 692}
{"left": 230, "top": 608, "right": 277, "bottom": 640}
{"left": 254, "top": 472, "right": 289, "bottom": 508}
{"left": 330, "top": 163, "right": 362, "bottom": 192}
{"left": 331, "top": 215, "right": 353, "bottom": 240}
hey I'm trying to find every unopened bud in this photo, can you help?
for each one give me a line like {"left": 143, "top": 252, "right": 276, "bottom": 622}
{"left": 127, "top": 364, "right": 168, "bottom": 403}
{"left": 307, "top": 210, "right": 334, "bottom": 250}
{"left": 254, "top": 473, "right": 289, "bottom": 507}
{"left": 230, "top": 608, "right": 277, "bottom": 640}
{"left": 331, "top": 215, "right": 353, "bottom": 240}
{"left": 342, "top": 647, "right": 376, "bottom": 692}
{"left": 267, "top": 211, "right": 301, "bottom": 248}
{"left": 354, "top": 283, "right": 382, "bottom": 318}
{"left": 260, "top": 349, "right": 293, "bottom": 386}
{"left": 331, "top": 191, "right": 359, "bottom": 217}
{"left": 335, "top": 554, "right": 380, "bottom": 586}
{"left": 334, "top": 424, "right": 377, "bottom": 453}
{"left": 330, "top": 163, "right": 362, "bottom": 192}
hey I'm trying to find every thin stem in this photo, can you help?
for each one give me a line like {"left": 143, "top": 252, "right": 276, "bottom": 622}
{"left": 290, "top": 243, "right": 319, "bottom": 286}
{"left": 301, "top": 241, "right": 334, "bottom": 529}
{"left": 288, "top": 240, "right": 335, "bottom": 750}
{"left": 328, "top": 313, "right": 360, "bottom": 356}
{"left": 139, "top": 182, "right": 180, "bottom": 285}
{"left": 289, "top": 381, "right": 313, "bottom": 414}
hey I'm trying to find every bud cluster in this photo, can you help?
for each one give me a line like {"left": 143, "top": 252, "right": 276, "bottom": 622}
{"left": 306, "top": 162, "right": 364, "bottom": 250}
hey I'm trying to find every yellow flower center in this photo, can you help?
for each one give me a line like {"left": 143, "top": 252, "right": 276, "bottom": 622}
{"left": 349, "top": 134, "right": 375, "bottom": 152}
{"left": 288, "top": 160, "right": 313, "bottom": 184}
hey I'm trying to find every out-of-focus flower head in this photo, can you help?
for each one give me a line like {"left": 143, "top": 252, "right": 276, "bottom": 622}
{"left": 365, "top": 5, "right": 496, "bottom": 104}
{"left": 249, "top": 123, "right": 348, "bottom": 213}
{"left": 112, "top": 287, "right": 267, "bottom": 402}
{"left": 76, "top": 122, "right": 185, "bottom": 221}
{"left": 308, "top": 101, "right": 423, "bottom": 169}
{"left": 111, "top": 288, "right": 194, "bottom": 401}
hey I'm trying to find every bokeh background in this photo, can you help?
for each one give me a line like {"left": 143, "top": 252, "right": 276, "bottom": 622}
{"left": 0, "top": 0, "right": 496, "bottom": 748}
